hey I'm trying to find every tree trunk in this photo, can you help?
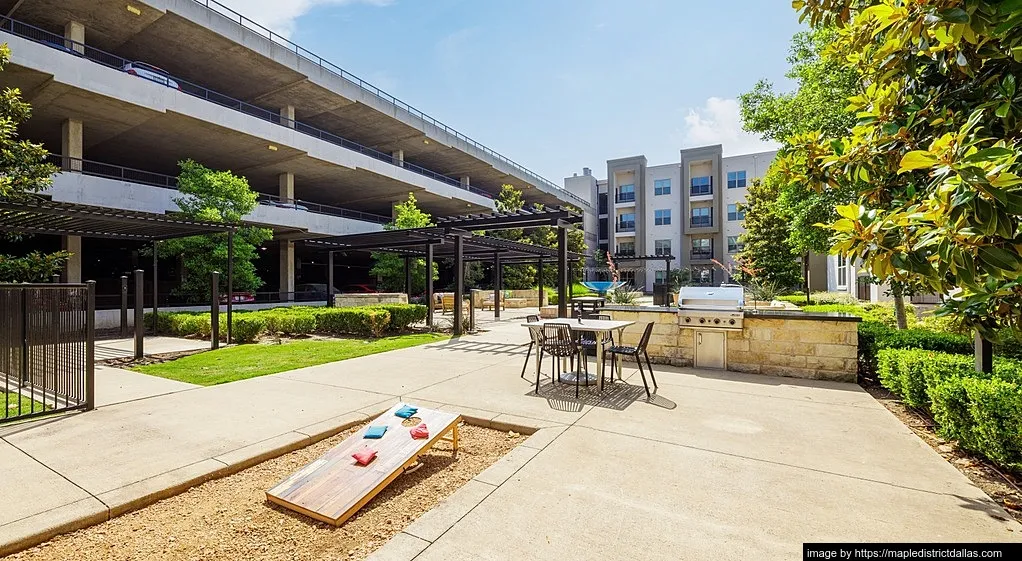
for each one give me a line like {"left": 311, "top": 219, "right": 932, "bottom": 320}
{"left": 892, "top": 290, "right": 909, "bottom": 330}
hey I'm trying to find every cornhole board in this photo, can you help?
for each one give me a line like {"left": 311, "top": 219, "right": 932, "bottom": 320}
{"left": 266, "top": 403, "right": 461, "bottom": 526}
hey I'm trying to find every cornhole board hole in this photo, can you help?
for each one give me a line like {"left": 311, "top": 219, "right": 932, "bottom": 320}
{"left": 266, "top": 403, "right": 461, "bottom": 526}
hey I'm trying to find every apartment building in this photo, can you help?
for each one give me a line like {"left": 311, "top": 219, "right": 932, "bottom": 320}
{"left": 566, "top": 145, "right": 775, "bottom": 292}
{"left": 0, "top": 0, "right": 584, "bottom": 300}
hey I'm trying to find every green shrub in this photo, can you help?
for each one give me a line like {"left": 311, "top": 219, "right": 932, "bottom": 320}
{"left": 776, "top": 294, "right": 811, "bottom": 306}
{"left": 858, "top": 321, "right": 974, "bottom": 377}
{"left": 876, "top": 348, "right": 973, "bottom": 409}
{"left": 961, "top": 376, "right": 1022, "bottom": 470}
{"left": 313, "top": 307, "right": 390, "bottom": 337}
{"left": 257, "top": 310, "right": 316, "bottom": 335}
{"left": 370, "top": 304, "right": 427, "bottom": 331}
{"left": 804, "top": 303, "right": 914, "bottom": 328}
{"left": 231, "top": 315, "right": 265, "bottom": 344}
{"left": 930, "top": 377, "right": 977, "bottom": 449}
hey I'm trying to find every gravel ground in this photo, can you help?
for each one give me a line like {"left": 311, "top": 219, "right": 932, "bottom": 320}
{"left": 10, "top": 423, "right": 523, "bottom": 561}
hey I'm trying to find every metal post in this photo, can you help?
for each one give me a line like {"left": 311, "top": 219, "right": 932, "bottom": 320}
{"left": 557, "top": 227, "right": 568, "bottom": 318}
{"left": 85, "top": 280, "right": 95, "bottom": 411}
{"left": 133, "top": 269, "right": 143, "bottom": 359}
{"left": 493, "top": 252, "right": 501, "bottom": 320}
{"left": 404, "top": 256, "right": 412, "bottom": 301}
{"left": 426, "top": 243, "right": 434, "bottom": 327}
{"left": 454, "top": 235, "right": 464, "bottom": 336}
{"left": 537, "top": 257, "right": 544, "bottom": 307}
{"left": 152, "top": 240, "right": 159, "bottom": 336}
{"left": 975, "top": 332, "right": 993, "bottom": 374}
{"left": 327, "top": 250, "right": 335, "bottom": 307}
{"left": 120, "top": 275, "right": 128, "bottom": 337}
{"left": 19, "top": 287, "right": 28, "bottom": 385}
{"left": 211, "top": 271, "right": 220, "bottom": 350}
{"left": 227, "top": 232, "right": 234, "bottom": 345}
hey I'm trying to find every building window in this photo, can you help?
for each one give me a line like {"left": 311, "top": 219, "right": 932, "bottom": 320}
{"left": 654, "top": 209, "right": 671, "bottom": 226}
{"left": 654, "top": 178, "right": 671, "bottom": 195}
{"left": 727, "top": 170, "right": 747, "bottom": 189}
{"left": 654, "top": 239, "right": 672, "bottom": 256}
{"left": 727, "top": 203, "right": 745, "bottom": 221}
{"left": 598, "top": 218, "right": 608, "bottom": 239}
{"left": 619, "top": 270, "right": 635, "bottom": 286}
{"left": 691, "top": 207, "right": 712, "bottom": 227}
{"left": 691, "top": 238, "right": 712, "bottom": 259}
{"left": 598, "top": 242, "right": 608, "bottom": 254}
{"left": 836, "top": 255, "right": 848, "bottom": 288}
{"left": 618, "top": 241, "right": 635, "bottom": 256}
{"left": 617, "top": 213, "right": 635, "bottom": 232}
{"left": 598, "top": 193, "right": 608, "bottom": 215}
{"left": 690, "top": 176, "right": 712, "bottom": 196}
{"left": 727, "top": 236, "right": 743, "bottom": 253}
{"left": 655, "top": 270, "right": 667, "bottom": 284}
{"left": 617, "top": 184, "right": 635, "bottom": 203}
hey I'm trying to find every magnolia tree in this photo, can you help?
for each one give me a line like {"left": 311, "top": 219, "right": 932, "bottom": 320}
{"left": 781, "top": 0, "right": 1022, "bottom": 341}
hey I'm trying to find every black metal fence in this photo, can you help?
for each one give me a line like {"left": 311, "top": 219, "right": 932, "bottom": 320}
{"left": 0, "top": 283, "right": 95, "bottom": 423}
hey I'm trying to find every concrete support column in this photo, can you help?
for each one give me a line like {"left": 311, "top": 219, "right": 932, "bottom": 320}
{"left": 460, "top": 176, "right": 470, "bottom": 188}
{"left": 61, "top": 118, "right": 83, "bottom": 172}
{"left": 280, "top": 105, "right": 295, "bottom": 128}
{"left": 279, "top": 172, "right": 294, "bottom": 204}
{"left": 279, "top": 240, "right": 295, "bottom": 301}
{"left": 62, "top": 235, "right": 82, "bottom": 283}
{"left": 64, "top": 20, "right": 85, "bottom": 55}
{"left": 392, "top": 150, "right": 404, "bottom": 167}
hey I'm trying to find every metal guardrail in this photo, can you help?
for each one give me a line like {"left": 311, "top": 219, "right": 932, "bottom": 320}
{"left": 0, "top": 17, "right": 499, "bottom": 200}
{"left": 0, "top": 283, "right": 95, "bottom": 423}
{"left": 190, "top": 0, "right": 590, "bottom": 210}
{"left": 46, "top": 155, "right": 391, "bottom": 225}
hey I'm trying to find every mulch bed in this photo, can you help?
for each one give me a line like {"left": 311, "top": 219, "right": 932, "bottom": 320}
{"left": 862, "top": 380, "right": 1022, "bottom": 523}
{"left": 9, "top": 422, "right": 524, "bottom": 561}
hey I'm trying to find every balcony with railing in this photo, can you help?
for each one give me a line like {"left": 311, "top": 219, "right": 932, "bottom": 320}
{"left": 615, "top": 191, "right": 636, "bottom": 204}
{"left": 690, "top": 176, "right": 713, "bottom": 197}
{"left": 46, "top": 155, "right": 391, "bottom": 224}
{"left": 690, "top": 248, "right": 714, "bottom": 260}
{"left": 616, "top": 220, "right": 636, "bottom": 233}
{"left": 690, "top": 215, "right": 713, "bottom": 228}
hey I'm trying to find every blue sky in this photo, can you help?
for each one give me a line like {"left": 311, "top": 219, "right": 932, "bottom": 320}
{"left": 220, "top": 0, "right": 802, "bottom": 183}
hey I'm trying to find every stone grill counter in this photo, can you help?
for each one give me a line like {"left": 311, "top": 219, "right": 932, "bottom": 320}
{"left": 602, "top": 306, "right": 861, "bottom": 383}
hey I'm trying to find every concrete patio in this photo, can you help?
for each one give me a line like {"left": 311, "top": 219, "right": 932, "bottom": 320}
{"left": 0, "top": 314, "right": 1018, "bottom": 558}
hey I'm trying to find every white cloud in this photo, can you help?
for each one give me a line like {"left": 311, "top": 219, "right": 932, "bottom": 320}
{"left": 676, "top": 97, "right": 780, "bottom": 156}
{"left": 212, "top": 0, "right": 392, "bottom": 38}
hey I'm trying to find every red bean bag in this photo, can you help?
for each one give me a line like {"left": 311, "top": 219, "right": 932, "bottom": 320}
{"left": 410, "top": 423, "right": 429, "bottom": 439}
{"left": 352, "top": 448, "right": 377, "bottom": 466}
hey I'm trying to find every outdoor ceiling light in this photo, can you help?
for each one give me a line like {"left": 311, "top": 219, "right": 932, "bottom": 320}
{"left": 423, "top": 139, "right": 430, "bottom": 145}
{"left": 126, "top": 4, "right": 141, "bottom": 15}
{"left": 268, "top": 145, "right": 278, "bottom": 151}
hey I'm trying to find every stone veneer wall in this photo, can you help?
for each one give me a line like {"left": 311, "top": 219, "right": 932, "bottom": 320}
{"left": 604, "top": 308, "right": 858, "bottom": 383}
{"left": 334, "top": 293, "right": 408, "bottom": 307}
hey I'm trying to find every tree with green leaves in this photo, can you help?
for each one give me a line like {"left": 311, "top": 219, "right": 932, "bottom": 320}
{"left": 783, "top": 0, "right": 1022, "bottom": 340}
{"left": 735, "top": 174, "right": 803, "bottom": 290}
{"left": 370, "top": 193, "right": 438, "bottom": 292}
{"left": 157, "top": 160, "right": 271, "bottom": 301}
{"left": 0, "top": 43, "right": 71, "bottom": 281}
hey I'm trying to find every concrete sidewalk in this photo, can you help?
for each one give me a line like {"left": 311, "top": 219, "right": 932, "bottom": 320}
{"left": 1, "top": 321, "right": 1018, "bottom": 558}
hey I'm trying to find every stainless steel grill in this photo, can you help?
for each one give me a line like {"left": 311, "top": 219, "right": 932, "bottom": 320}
{"left": 677, "top": 285, "right": 744, "bottom": 330}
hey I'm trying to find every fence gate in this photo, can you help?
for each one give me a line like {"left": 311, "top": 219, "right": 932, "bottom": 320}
{"left": 0, "top": 283, "right": 95, "bottom": 423}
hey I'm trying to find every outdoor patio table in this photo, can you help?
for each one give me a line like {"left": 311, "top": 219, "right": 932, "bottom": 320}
{"left": 570, "top": 296, "right": 606, "bottom": 317}
{"left": 521, "top": 318, "right": 634, "bottom": 392}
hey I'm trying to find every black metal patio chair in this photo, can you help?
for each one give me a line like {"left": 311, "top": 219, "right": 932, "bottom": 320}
{"left": 539, "top": 323, "right": 588, "bottom": 398}
{"left": 602, "top": 322, "right": 657, "bottom": 398}
{"left": 520, "top": 314, "right": 541, "bottom": 379}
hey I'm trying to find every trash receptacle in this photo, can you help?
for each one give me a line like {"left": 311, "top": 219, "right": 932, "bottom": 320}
{"left": 652, "top": 283, "right": 670, "bottom": 306}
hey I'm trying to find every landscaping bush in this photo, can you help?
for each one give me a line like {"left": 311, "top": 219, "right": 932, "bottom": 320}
{"left": 804, "top": 303, "right": 915, "bottom": 328}
{"left": 876, "top": 348, "right": 973, "bottom": 409}
{"left": 778, "top": 291, "right": 861, "bottom": 306}
{"left": 257, "top": 309, "right": 316, "bottom": 335}
{"left": 858, "top": 321, "right": 974, "bottom": 378}
{"left": 960, "top": 376, "right": 1022, "bottom": 470}
{"left": 313, "top": 307, "right": 390, "bottom": 337}
{"left": 371, "top": 304, "right": 427, "bottom": 332}
{"left": 231, "top": 315, "right": 265, "bottom": 344}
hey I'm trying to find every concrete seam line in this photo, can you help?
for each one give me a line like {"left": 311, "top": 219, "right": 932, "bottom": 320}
{"left": 0, "top": 502, "right": 111, "bottom": 558}
{"left": 264, "top": 375, "right": 399, "bottom": 398}
{"left": 417, "top": 458, "right": 519, "bottom": 552}
{"left": 566, "top": 424, "right": 965, "bottom": 498}
{"left": 1, "top": 438, "right": 111, "bottom": 511}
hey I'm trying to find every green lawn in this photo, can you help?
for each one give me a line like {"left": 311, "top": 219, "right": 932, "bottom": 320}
{"left": 134, "top": 333, "right": 448, "bottom": 386}
{"left": 2, "top": 391, "right": 49, "bottom": 420}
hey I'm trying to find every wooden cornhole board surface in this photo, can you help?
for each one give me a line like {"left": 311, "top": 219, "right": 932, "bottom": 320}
{"left": 266, "top": 403, "right": 461, "bottom": 526}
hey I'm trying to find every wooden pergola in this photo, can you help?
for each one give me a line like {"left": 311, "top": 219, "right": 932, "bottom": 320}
{"left": 308, "top": 207, "right": 586, "bottom": 335}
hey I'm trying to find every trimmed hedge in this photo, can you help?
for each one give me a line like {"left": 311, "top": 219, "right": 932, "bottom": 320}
{"left": 803, "top": 302, "right": 915, "bottom": 328}
{"left": 858, "top": 321, "right": 973, "bottom": 378}
{"left": 777, "top": 291, "right": 861, "bottom": 306}
{"left": 145, "top": 303, "right": 427, "bottom": 342}
{"left": 876, "top": 348, "right": 1022, "bottom": 471}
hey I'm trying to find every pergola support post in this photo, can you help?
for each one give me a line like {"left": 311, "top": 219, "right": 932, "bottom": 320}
{"left": 454, "top": 235, "right": 464, "bottom": 336}
{"left": 557, "top": 227, "right": 568, "bottom": 318}
{"left": 327, "top": 251, "right": 335, "bottom": 307}
{"left": 120, "top": 275, "right": 128, "bottom": 337}
{"left": 133, "top": 269, "right": 143, "bottom": 359}
{"left": 211, "top": 271, "right": 220, "bottom": 350}
{"left": 493, "top": 251, "right": 501, "bottom": 320}
{"left": 152, "top": 240, "right": 159, "bottom": 335}
{"left": 426, "top": 244, "right": 434, "bottom": 327}
{"left": 537, "top": 257, "right": 544, "bottom": 307}
{"left": 227, "top": 231, "right": 234, "bottom": 345}
{"left": 404, "top": 256, "right": 412, "bottom": 302}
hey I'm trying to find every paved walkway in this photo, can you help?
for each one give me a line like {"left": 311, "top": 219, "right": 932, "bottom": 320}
{"left": 1, "top": 316, "right": 1018, "bottom": 558}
